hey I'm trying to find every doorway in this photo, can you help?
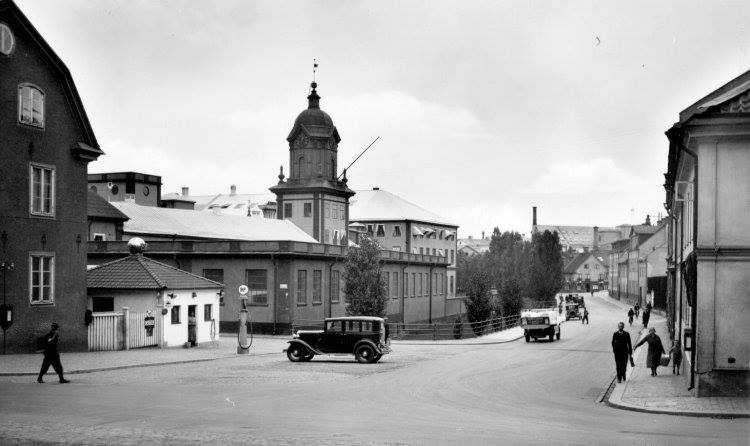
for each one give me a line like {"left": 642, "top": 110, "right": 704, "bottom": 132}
{"left": 188, "top": 305, "right": 197, "bottom": 347}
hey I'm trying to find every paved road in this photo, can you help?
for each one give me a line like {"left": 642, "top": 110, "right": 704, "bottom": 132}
{"left": 1, "top": 295, "right": 747, "bottom": 445}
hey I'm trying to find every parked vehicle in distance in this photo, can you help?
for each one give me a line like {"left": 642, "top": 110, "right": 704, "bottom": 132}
{"left": 566, "top": 303, "right": 582, "bottom": 320}
{"left": 285, "top": 316, "right": 391, "bottom": 363}
{"left": 520, "top": 308, "right": 560, "bottom": 342}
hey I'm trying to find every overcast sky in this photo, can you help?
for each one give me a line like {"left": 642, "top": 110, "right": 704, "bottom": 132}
{"left": 18, "top": 0, "right": 750, "bottom": 237}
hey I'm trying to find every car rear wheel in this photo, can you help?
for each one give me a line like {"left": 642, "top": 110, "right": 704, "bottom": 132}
{"left": 355, "top": 344, "right": 376, "bottom": 364}
{"left": 286, "top": 344, "right": 307, "bottom": 362}
{"left": 301, "top": 352, "right": 315, "bottom": 362}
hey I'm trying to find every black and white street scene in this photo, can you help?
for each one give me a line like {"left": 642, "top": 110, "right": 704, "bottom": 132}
{"left": 1, "top": 1, "right": 749, "bottom": 444}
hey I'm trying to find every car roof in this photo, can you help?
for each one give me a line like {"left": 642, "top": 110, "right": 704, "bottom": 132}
{"left": 324, "top": 316, "right": 385, "bottom": 322}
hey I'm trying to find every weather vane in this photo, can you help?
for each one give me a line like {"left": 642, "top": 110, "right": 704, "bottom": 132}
{"left": 313, "top": 59, "right": 318, "bottom": 83}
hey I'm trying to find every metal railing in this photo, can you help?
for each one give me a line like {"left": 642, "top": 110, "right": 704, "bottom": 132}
{"left": 291, "top": 314, "right": 520, "bottom": 341}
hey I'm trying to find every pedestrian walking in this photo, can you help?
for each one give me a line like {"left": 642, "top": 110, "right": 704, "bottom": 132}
{"left": 642, "top": 308, "right": 651, "bottom": 328}
{"left": 670, "top": 339, "right": 683, "bottom": 375}
{"left": 611, "top": 322, "right": 633, "bottom": 383}
{"left": 627, "top": 308, "right": 634, "bottom": 326}
{"left": 37, "top": 322, "right": 69, "bottom": 384}
{"left": 634, "top": 327, "right": 666, "bottom": 377}
{"left": 581, "top": 308, "right": 589, "bottom": 324}
{"left": 645, "top": 301, "right": 652, "bottom": 313}
{"left": 634, "top": 302, "right": 640, "bottom": 318}
{"left": 188, "top": 309, "right": 197, "bottom": 347}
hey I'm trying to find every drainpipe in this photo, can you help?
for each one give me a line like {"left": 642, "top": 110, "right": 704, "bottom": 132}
{"left": 272, "top": 254, "right": 277, "bottom": 335}
{"left": 428, "top": 265, "right": 434, "bottom": 323}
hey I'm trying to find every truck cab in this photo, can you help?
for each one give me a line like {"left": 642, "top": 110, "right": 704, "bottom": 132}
{"left": 520, "top": 308, "right": 561, "bottom": 342}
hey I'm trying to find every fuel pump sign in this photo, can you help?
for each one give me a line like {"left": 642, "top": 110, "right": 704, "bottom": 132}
{"left": 238, "top": 285, "right": 249, "bottom": 298}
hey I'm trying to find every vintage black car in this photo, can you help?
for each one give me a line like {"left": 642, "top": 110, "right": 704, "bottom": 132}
{"left": 285, "top": 316, "right": 391, "bottom": 363}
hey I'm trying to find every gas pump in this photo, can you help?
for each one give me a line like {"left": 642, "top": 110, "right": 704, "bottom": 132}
{"left": 237, "top": 285, "right": 253, "bottom": 354}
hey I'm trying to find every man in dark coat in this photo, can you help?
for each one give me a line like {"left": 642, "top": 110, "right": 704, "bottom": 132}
{"left": 642, "top": 308, "right": 651, "bottom": 328}
{"left": 611, "top": 322, "right": 632, "bottom": 383}
{"left": 37, "top": 322, "right": 69, "bottom": 384}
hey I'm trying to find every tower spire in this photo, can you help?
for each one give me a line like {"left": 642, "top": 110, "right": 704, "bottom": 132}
{"left": 308, "top": 59, "right": 320, "bottom": 109}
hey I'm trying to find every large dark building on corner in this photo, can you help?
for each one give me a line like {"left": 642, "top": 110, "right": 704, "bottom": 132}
{"left": 0, "top": 0, "right": 103, "bottom": 352}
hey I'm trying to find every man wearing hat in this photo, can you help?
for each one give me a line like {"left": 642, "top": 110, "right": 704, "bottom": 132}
{"left": 37, "top": 322, "right": 69, "bottom": 384}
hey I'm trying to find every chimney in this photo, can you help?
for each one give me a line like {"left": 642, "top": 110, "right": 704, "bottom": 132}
{"left": 533, "top": 206, "right": 537, "bottom": 226}
{"left": 373, "top": 187, "right": 380, "bottom": 191}
{"left": 230, "top": 184, "right": 237, "bottom": 196}
{"left": 181, "top": 187, "right": 189, "bottom": 197}
{"left": 593, "top": 226, "right": 599, "bottom": 251}
{"left": 645, "top": 214, "right": 651, "bottom": 226}
{"left": 481, "top": 231, "right": 485, "bottom": 240}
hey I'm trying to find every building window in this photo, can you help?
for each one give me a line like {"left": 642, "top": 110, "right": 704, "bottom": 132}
{"left": 296, "top": 270, "right": 307, "bottom": 305}
{"left": 304, "top": 202, "right": 312, "bottom": 218}
{"left": 376, "top": 224, "right": 386, "bottom": 237}
{"left": 333, "top": 206, "right": 339, "bottom": 220}
{"left": 411, "top": 273, "right": 416, "bottom": 297}
{"left": 392, "top": 246, "right": 401, "bottom": 252}
{"left": 29, "top": 164, "right": 55, "bottom": 217}
{"left": 333, "top": 230, "right": 341, "bottom": 245}
{"left": 92, "top": 233, "right": 106, "bottom": 242}
{"left": 432, "top": 248, "right": 436, "bottom": 256}
{"left": 325, "top": 203, "right": 330, "bottom": 218}
{"left": 450, "top": 250, "right": 454, "bottom": 264}
{"left": 584, "top": 264, "right": 589, "bottom": 269}
{"left": 419, "top": 247, "right": 424, "bottom": 255}
{"left": 404, "top": 272, "right": 409, "bottom": 296}
{"left": 91, "top": 296, "right": 113, "bottom": 312}
{"left": 202, "top": 269, "right": 224, "bottom": 305}
{"left": 313, "top": 270, "right": 322, "bottom": 304}
{"left": 418, "top": 273, "right": 423, "bottom": 296}
{"left": 450, "top": 276, "right": 454, "bottom": 294}
{"left": 246, "top": 269, "right": 268, "bottom": 305}
{"left": 284, "top": 203, "right": 292, "bottom": 218}
{"left": 0, "top": 23, "right": 14, "bottom": 55}
{"left": 393, "top": 225, "right": 402, "bottom": 237}
{"left": 18, "top": 84, "right": 45, "bottom": 127}
{"left": 383, "top": 272, "right": 390, "bottom": 297}
{"left": 171, "top": 305, "right": 181, "bottom": 324}
{"left": 339, "top": 205, "right": 345, "bottom": 220}
{"left": 331, "top": 270, "right": 340, "bottom": 303}
{"left": 324, "top": 229, "right": 331, "bottom": 244}
{"left": 204, "top": 304, "right": 213, "bottom": 321}
{"left": 439, "top": 230, "right": 444, "bottom": 240}
{"left": 29, "top": 252, "right": 54, "bottom": 304}
{"left": 392, "top": 272, "right": 399, "bottom": 298}
{"left": 366, "top": 224, "right": 374, "bottom": 236}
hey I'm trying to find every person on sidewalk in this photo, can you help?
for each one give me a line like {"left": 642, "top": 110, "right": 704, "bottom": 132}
{"left": 634, "top": 302, "right": 640, "bottom": 318}
{"left": 670, "top": 339, "right": 683, "bottom": 375}
{"left": 634, "top": 327, "right": 665, "bottom": 377}
{"left": 611, "top": 322, "right": 633, "bottom": 383}
{"left": 37, "top": 323, "right": 70, "bottom": 384}
{"left": 582, "top": 308, "right": 589, "bottom": 324}
{"left": 627, "top": 308, "right": 634, "bottom": 326}
{"left": 188, "top": 309, "right": 197, "bottom": 347}
{"left": 642, "top": 308, "right": 651, "bottom": 328}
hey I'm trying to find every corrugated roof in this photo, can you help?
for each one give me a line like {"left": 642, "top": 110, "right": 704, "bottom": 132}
{"left": 111, "top": 202, "right": 317, "bottom": 242}
{"left": 87, "top": 255, "right": 223, "bottom": 290}
{"left": 350, "top": 189, "right": 456, "bottom": 226}
{"left": 87, "top": 191, "right": 128, "bottom": 221}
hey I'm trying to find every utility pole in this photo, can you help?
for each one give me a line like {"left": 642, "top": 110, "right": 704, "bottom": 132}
{"left": 1, "top": 261, "right": 14, "bottom": 355}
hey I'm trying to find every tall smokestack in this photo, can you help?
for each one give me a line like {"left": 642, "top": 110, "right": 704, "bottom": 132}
{"left": 181, "top": 187, "right": 189, "bottom": 196}
{"left": 533, "top": 206, "right": 537, "bottom": 226}
{"left": 230, "top": 184, "right": 237, "bottom": 196}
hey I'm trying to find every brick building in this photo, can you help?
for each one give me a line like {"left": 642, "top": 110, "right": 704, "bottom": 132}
{"left": 0, "top": 0, "right": 103, "bottom": 352}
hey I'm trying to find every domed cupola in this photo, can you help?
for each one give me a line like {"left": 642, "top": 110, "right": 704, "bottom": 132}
{"left": 285, "top": 82, "right": 341, "bottom": 181}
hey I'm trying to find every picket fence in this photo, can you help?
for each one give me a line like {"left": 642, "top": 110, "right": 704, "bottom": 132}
{"left": 88, "top": 309, "right": 161, "bottom": 351}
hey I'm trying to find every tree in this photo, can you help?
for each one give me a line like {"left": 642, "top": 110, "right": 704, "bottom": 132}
{"left": 528, "top": 230, "right": 564, "bottom": 303}
{"left": 488, "top": 228, "right": 530, "bottom": 317}
{"left": 461, "top": 253, "right": 492, "bottom": 335}
{"left": 344, "top": 235, "right": 387, "bottom": 317}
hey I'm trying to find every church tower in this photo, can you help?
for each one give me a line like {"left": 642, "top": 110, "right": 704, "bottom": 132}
{"left": 270, "top": 81, "right": 355, "bottom": 244}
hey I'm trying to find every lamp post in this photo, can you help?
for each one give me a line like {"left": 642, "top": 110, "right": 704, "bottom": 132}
{"left": 1, "top": 261, "right": 15, "bottom": 355}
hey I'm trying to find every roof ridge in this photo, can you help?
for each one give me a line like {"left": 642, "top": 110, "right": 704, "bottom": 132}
{"left": 136, "top": 256, "right": 168, "bottom": 289}
{"left": 139, "top": 256, "right": 224, "bottom": 287}
{"left": 87, "top": 255, "right": 131, "bottom": 271}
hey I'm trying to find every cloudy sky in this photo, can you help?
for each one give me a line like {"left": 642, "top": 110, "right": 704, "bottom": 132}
{"left": 18, "top": 0, "right": 750, "bottom": 237}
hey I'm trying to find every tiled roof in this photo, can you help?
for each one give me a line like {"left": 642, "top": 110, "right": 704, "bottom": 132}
{"left": 350, "top": 189, "right": 456, "bottom": 226}
{"left": 458, "top": 238, "right": 491, "bottom": 253}
{"left": 87, "top": 255, "right": 223, "bottom": 290}
{"left": 111, "top": 202, "right": 317, "bottom": 242}
{"left": 87, "top": 191, "right": 128, "bottom": 221}
{"left": 564, "top": 252, "right": 607, "bottom": 274}
{"left": 631, "top": 225, "right": 659, "bottom": 235}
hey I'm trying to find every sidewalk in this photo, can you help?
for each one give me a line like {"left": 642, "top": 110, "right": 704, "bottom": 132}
{"left": 393, "top": 326, "right": 524, "bottom": 345}
{"left": 605, "top": 313, "right": 750, "bottom": 418}
{"left": 0, "top": 335, "right": 289, "bottom": 376}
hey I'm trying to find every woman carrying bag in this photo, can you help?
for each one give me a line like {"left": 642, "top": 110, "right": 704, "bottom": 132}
{"left": 634, "top": 327, "right": 666, "bottom": 376}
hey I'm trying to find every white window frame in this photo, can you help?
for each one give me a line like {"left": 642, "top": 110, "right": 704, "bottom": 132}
{"left": 393, "top": 225, "right": 402, "bottom": 237}
{"left": 18, "top": 84, "right": 45, "bottom": 128}
{"left": 29, "top": 252, "right": 55, "bottom": 305}
{"left": 376, "top": 224, "right": 385, "bottom": 237}
{"left": 92, "top": 233, "right": 107, "bottom": 241}
{"left": 0, "top": 23, "right": 15, "bottom": 55}
{"left": 29, "top": 163, "right": 55, "bottom": 217}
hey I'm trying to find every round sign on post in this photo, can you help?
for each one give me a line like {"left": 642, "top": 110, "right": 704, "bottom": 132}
{"left": 238, "top": 284, "right": 249, "bottom": 298}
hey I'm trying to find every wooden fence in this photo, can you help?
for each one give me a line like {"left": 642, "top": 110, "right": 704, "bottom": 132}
{"left": 88, "top": 308, "right": 161, "bottom": 351}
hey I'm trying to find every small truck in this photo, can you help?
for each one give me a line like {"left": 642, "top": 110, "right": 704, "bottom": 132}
{"left": 520, "top": 308, "right": 561, "bottom": 342}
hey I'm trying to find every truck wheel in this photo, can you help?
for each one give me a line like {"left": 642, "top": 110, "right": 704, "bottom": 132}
{"left": 287, "top": 344, "right": 307, "bottom": 362}
{"left": 355, "top": 344, "right": 376, "bottom": 363}
{"left": 525, "top": 334, "right": 530, "bottom": 343}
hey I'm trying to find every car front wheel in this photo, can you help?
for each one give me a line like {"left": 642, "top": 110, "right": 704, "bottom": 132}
{"left": 355, "top": 344, "right": 376, "bottom": 363}
{"left": 287, "top": 344, "right": 307, "bottom": 362}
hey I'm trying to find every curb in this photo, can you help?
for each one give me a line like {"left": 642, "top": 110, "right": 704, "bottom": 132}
{"left": 0, "top": 351, "right": 280, "bottom": 377}
{"left": 393, "top": 333, "right": 524, "bottom": 346}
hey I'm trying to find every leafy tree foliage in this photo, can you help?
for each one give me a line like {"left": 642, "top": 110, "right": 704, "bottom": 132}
{"left": 488, "top": 228, "right": 530, "bottom": 317}
{"left": 528, "top": 230, "right": 564, "bottom": 304}
{"left": 458, "top": 252, "right": 492, "bottom": 335}
{"left": 344, "top": 235, "right": 387, "bottom": 317}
